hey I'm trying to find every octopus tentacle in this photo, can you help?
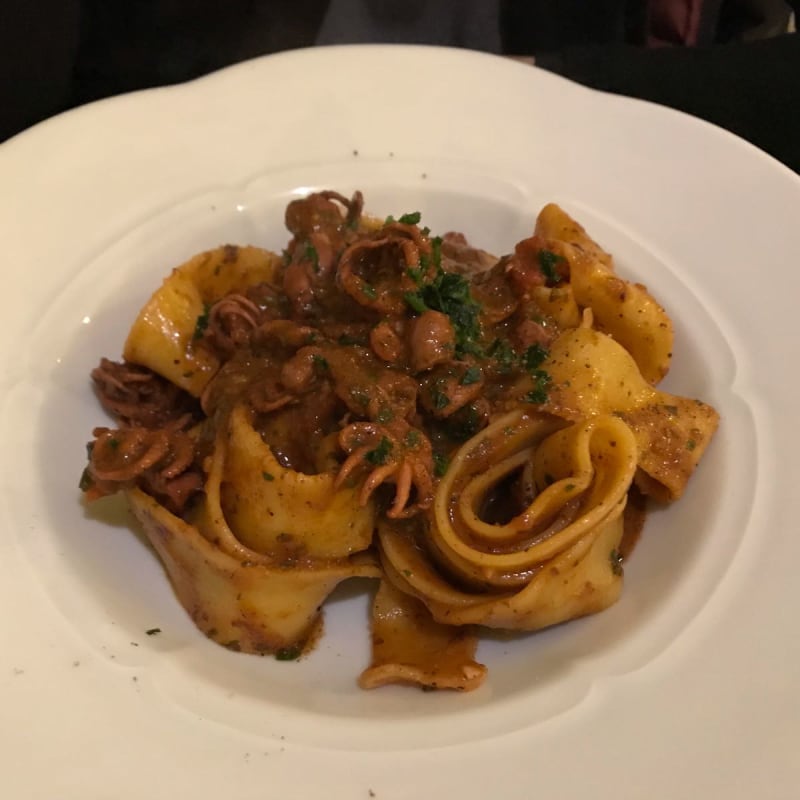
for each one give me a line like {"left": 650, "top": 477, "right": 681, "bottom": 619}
{"left": 335, "top": 420, "right": 435, "bottom": 518}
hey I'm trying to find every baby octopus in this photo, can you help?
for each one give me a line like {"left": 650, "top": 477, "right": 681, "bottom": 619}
{"left": 335, "top": 418, "right": 435, "bottom": 519}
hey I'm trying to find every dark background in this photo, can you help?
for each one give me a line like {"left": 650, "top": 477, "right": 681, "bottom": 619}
{"left": 1, "top": 0, "right": 798, "bottom": 172}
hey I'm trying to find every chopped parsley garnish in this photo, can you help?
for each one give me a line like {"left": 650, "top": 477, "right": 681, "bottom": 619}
{"left": 376, "top": 406, "right": 394, "bottom": 424}
{"left": 403, "top": 291, "right": 428, "bottom": 314}
{"left": 538, "top": 249, "right": 566, "bottom": 283}
{"left": 338, "top": 332, "right": 366, "bottom": 346}
{"left": 303, "top": 242, "right": 320, "bottom": 271}
{"left": 360, "top": 282, "right": 377, "bottom": 300}
{"left": 404, "top": 265, "right": 482, "bottom": 358}
{"left": 350, "top": 387, "right": 370, "bottom": 408}
{"left": 433, "top": 453, "right": 450, "bottom": 477}
{"left": 78, "top": 468, "right": 93, "bottom": 492}
{"left": 686, "top": 439, "right": 697, "bottom": 451}
{"left": 431, "top": 387, "right": 450, "bottom": 410}
{"left": 145, "top": 628, "right": 162, "bottom": 636}
{"left": 610, "top": 549, "right": 624, "bottom": 576}
{"left": 262, "top": 471, "right": 275, "bottom": 481}
{"left": 275, "top": 646, "right": 302, "bottom": 661}
{"left": 406, "top": 265, "right": 426, "bottom": 285}
{"left": 404, "top": 430, "right": 422, "bottom": 448}
{"left": 488, "top": 338, "right": 517, "bottom": 373}
{"left": 460, "top": 365, "right": 482, "bottom": 385}
{"left": 522, "top": 343, "right": 549, "bottom": 372}
{"left": 365, "top": 437, "right": 393, "bottom": 465}
{"left": 398, "top": 211, "right": 421, "bottom": 225}
{"left": 312, "top": 354, "right": 329, "bottom": 370}
{"left": 430, "top": 236, "right": 442, "bottom": 269}
{"left": 192, "top": 303, "right": 211, "bottom": 340}
{"left": 524, "top": 370, "right": 552, "bottom": 404}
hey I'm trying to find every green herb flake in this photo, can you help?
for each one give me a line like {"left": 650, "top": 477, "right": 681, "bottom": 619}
{"left": 460, "top": 365, "right": 482, "bottom": 385}
{"left": 524, "top": 370, "right": 552, "bottom": 405}
{"left": 384, "top": 214, "right": 396, "bottom": 225}
{"left": 489, "top": 339, "right": 517, "bottom": 373}
{"left": 431, "top": 236, "right": 442, "bottom": 269}
{"left": 538, "top": 249, "right": 566, "bottom": 283}
{"left": 78, "top": 468, "right": 94, "bottom": 492}
{"left": 338, "top": 332, "right": 365, "bottom": 346}
{"left": 376, "top": 406, "right": 394, "bottom": 424}
{"left": 686, "top": 439, "right": 697, "bottom": 451}
{"left": 275, "top": 646, "right": 301, "bottom": 661}
{"left": 404, "top": 429, "right": 422, "bottom": 448}
{"left": 312, "top": 354, "right": 329, "bottom": 370}
{"left": 262, "top": 471, "right": 275, "bottom": 482}
{"left": 522, "top": 343, "right": 549, "bottom": 372}
{"left": 192, "top": 303, "right": 212, "bottom": 340}
{"left": 403, "top": 291, "right": 429, "bottom": 314}
{"left": 361, "top": 282, "right": 377, "bottom": 300}
{"left": 406, "top": 265, "right": 426, "bottom": 285}
{"left": 433, "top": 453, "right": 450, "bottom": 477}
{"left": 365, "top": 436, "right": 393, "bottom": 466}
{"left": 564, "top": 483, "right": 576, "bottom": 492}
{"left": 145, "top": 628, "right": 162, "bottom": 636}
{"left": 108, "top": 437, "right": 120, "bottom": 451}
{"left": 610, "top": 549, "right": 624, "bottom": 576}
{"left": 432, "top": 388, "right": 450, "bottom": 410}
{"left": 398, "top": 211, "right": 421, "bottom": 225}
{"left": 304, "top": 242, "right": 320, "bottom": 272}
{"left": 402, "top": 569, "right": 413, "bottom": 577}
{"left": 402, "top": 240, "right": 481, "bottom": 357}
{"left": 350, "top": 387, "right": 370, "bottom": 408}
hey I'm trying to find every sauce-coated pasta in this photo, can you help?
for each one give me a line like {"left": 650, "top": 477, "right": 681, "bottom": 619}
{"left": 81, "top": 192, "right": 718, "bottom": 690}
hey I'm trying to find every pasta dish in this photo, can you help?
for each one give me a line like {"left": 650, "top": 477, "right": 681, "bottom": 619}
{"left": 80, "top": 190, "right": 719, "bottom": 691}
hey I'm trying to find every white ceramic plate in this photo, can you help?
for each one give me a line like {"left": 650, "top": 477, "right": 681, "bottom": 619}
{"left": 1, "top": 45, "right": 798, "bottom": 799}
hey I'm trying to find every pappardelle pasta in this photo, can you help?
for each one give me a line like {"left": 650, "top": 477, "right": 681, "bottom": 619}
{"left": 81, "top": 191, "right": 719, "bottom": 691}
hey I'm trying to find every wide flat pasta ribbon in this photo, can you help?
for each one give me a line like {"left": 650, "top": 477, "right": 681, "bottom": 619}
{"left": 534, "top": 327, "right": 719, "bottom": 501}
{"left": 219, "top": 405, "right": 375, "bottom": 560}
{"left": 124, "top": 245, "right": 281, "bottom": 396}
{"left": 126, "top": 487, "right": 380, "bottom": 655}
{"left": 358, "top": 580, "right": 487, "bottom": 691}
{"left": 123, "top": 402, "right": 381, "bottom": 656}
{"left": 535, "top": 204, "right": 674, "bottom": 384}
{"left": 378, "top": 411, "right": 637, "bottom": 631}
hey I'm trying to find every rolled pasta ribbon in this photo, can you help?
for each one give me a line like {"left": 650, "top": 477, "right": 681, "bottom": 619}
{"left": 127, "top": 487, "right": 380, "bottom": 655}
{"left": 378, "top": 411, "right": 637, "bottom": 630}
{"left": 536, "top": 327, "right": 719, "bottom": 502}
{"left": 124, "top": 245, "right": 282, "bottom": 396}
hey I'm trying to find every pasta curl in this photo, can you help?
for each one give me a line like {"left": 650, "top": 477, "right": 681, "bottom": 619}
{"left": 378, "top": 411, "right": 637, "bottom": 630}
